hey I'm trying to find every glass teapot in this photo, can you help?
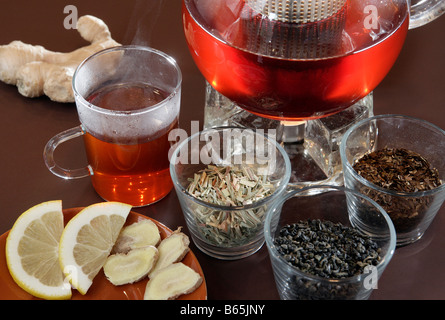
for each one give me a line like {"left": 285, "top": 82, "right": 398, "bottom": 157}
{"left": 183, "top": 0, "right": 444, "bottom": 120}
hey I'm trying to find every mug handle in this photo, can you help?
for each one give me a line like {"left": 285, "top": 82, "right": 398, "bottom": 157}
{"left": 43, "top": 125, "right": 93, "bottom": 179}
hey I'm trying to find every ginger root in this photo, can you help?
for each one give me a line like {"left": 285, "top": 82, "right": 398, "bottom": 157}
{"left": 112, "top": 219, "right": 161, "bottom": 254}
{"left": 144, "top": 263, "right": 203, "bottom": 300}
{"left": 0, "top": 15, "right": 120, "bottom": 102}
{"left": 104, "top": 246, "right": 159, "bottom": 286}
{"left": 148, "top": 228, "right": 190, "bottom": 277}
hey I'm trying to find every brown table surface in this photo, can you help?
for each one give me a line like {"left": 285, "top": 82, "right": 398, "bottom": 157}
{"left": 0, "top": 1, "right": 444, "bottom": 300}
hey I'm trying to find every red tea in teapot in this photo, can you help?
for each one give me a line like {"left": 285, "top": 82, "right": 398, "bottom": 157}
{"left": 183, "top": 0, "right": 409, "bottom": 120}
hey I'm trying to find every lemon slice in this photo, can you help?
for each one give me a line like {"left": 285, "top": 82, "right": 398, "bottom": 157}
{"left": 59, "top": 202, "right": 132, "bottom": 295}
{"left": 5, "top": 200, "right": 71, "bottom": 300}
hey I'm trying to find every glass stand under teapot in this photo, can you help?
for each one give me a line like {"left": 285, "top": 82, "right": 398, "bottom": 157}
{"left": 203, "top": 82, "right": 373, "bottom": 188}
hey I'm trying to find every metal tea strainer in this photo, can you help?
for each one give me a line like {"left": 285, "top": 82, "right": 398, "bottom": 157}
{"left": 242, "top": 0, "right": 348, "bottom": 59}
{"left": 246, "top": 0, "right": 347, "bottom": 23}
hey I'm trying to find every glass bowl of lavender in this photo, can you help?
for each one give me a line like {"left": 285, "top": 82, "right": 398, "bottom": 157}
{"left": 264, "top": 185, "right": 396, "bottom": 300}
{"left": 341, "top": 114, "right": 445, "bottom": 246}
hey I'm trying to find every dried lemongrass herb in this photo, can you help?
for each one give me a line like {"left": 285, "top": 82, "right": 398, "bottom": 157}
{"left": 186, "top": 165, "right": 274, "bottom": 247}
{"left": 353, "top": 148, "right": 442, "bottom": 233}
{"left": 187, "top": 165, "right": 273, "bottom": 206}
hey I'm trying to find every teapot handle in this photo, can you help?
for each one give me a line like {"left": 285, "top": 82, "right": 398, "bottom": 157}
{"left": 409, "top": 0, "right": 445, "bottom": 29}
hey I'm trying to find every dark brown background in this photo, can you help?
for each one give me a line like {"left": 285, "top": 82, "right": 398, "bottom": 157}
{"left": 0, "top": 0, "right": 444, "bottom": 300}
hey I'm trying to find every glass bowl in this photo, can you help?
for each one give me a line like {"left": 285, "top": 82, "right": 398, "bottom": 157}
{"left": 170, "top": 127, "right": 291, "bottom": 260}
{"left": 264, "top": 185, "right": 396, "bottom": 300}
{"left": 340, "top": 114, "right": 445, "bottom": 246}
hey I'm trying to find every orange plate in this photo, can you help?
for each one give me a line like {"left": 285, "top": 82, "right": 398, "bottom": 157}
{"left": 0, "top": 208, "right": 207, "bottom": 300}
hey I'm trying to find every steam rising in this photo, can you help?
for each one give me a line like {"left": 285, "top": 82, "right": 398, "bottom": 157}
{"left": 123, "top": 0, "right": 165, "bottom": 46}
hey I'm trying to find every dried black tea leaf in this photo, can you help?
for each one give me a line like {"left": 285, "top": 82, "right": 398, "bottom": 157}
{"left": 353, "top": 148, "right": 442, "bottom": 233}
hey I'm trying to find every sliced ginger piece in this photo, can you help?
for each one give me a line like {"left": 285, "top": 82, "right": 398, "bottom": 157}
{"left": 104, "top": 246, "right": 158, "bottom": 286}
{"left": 144, "top": 263, "right": 202, "bottom": 300}
{"left": 112, "top": 219, "right": 161, "bottom": 254}
{"left": 148, "top": 229, "right": 190, "bottom": 276}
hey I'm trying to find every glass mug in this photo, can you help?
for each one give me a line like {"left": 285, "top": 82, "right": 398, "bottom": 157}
{"left": 44, "top": 45, "right": 182, "bottom": 207}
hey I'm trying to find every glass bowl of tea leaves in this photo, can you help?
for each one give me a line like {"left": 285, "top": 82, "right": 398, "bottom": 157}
{"left": 341, "top": 114, "right": 445, "bottom": 246}
{"left": 170, "top": 127, "right": 291, "bottom": 260}
{"left": 264, "top": 185, "right": 396, "bottom": 300}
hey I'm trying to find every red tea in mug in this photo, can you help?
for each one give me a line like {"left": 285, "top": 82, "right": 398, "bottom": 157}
{"left": 44, "top": 46, "right": 182, "bottom": 207}
{"left": 85, "top": 83, "right": 178, "bottom": 206}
